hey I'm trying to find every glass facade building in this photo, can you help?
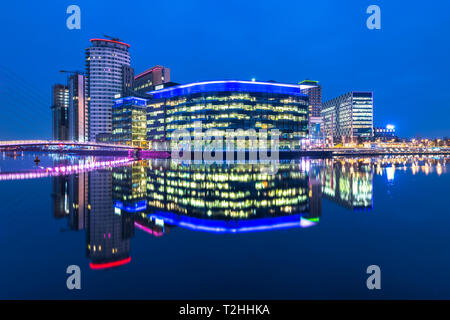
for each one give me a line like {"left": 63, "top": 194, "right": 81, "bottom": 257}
{"left": 51, "top": 84, "right": 69, "bottom": 141}
{"left": 68, "top": 74, "right": 88, "bottom": 142}
{"left": 300, "top": 80, "right": 322, "bottom": 144}
{"left": 133, "top": 65, "right": 171, "bottom": 95}
{"left": 145, "top": 80, "right": 311, "bottom": 151}
{"left": 322, "top": 91, "right": 373, "bottom": 143}
{"left": 112, "top": 97, "right": 148, "bottom": 148}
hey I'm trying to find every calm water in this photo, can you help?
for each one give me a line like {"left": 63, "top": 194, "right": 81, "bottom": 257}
{"left": 0, "top": 152, "right": 449, "bottom": 299}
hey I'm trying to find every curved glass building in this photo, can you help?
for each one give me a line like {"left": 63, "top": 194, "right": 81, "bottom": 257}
{"left": 146, "top": 80, "right": 312, "bottom": 151}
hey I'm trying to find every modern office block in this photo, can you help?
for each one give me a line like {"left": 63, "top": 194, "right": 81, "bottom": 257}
{"left": 300, "top": 80, "right": 322, "bottom": 144}
{"left": 112, "top": 97, "right": 148, "bottom": 148}
{"left": 300, "top": 80, "right": 322, "bottom": 118}
{"left": 322, "top": 91, "right": 373, "bottom": 143}
{"left": 68, "top": 73, "right": 88, "bottom": 142}
{"left": 146, "top": 98, "right": 166, "bottom": 149}
{"left": 133, "top": 65, "right": 170, "bottom": 95}
{"left": 51, "top": 84, "right": 69, "bottom": 140}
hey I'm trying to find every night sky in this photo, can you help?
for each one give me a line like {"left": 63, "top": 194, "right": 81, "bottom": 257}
{"left": 0, "top": 0, "right": 448, "bottom": 139}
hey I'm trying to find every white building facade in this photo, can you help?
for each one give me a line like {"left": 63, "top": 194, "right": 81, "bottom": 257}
{"left": 85, "top": 39, "right": 130, "bottom": 141}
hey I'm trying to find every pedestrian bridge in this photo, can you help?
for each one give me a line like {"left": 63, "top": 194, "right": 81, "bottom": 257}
{"left": 0, "top": 140, "right": 138, "bottom": 151}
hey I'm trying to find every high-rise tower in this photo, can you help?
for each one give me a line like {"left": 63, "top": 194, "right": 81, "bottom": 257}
{"left": 68, "top": 73, "right": 88, "bottom": 142}
{"left": 300, "top": 80, "right": 322, "bottom": 145}
{"left": 322, "top": 91, "right": 373, "bottom": 143}
{"left": 85, "top": 38, "right": 131, "bottom": 141}
{"left": 51, "top": 84, "right": 69, "bottom": 140}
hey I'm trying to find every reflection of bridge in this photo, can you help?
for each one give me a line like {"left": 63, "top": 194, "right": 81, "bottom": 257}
{"left": 0, "top": 158, "right": 134, "bottom": 181}
{"left": 311, "top": 147, "right": 450, "bottom": 156}
{"left": 0, "top": 140, "right": 138, "bottom": 151}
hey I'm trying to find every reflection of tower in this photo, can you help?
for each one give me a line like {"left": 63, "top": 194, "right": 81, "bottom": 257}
{"left": 112, "top": 162, "right": 149, "bottom": 238}
{"left": 307, "top": 178, "right": 322, "bottom": 219}
{"left": 68, "top": 172, "right": 88, "bottom": 230}
{"left": 51, "top": 84, "right": 69, "bottom": 140}
{"left": 87, "top": 170, "right": 131, "bottom": 269}
{"left": 51, "top": 176, "right": 69, "bottom": 219}
{"left": 112, "top": 162, "right": 168, "bottom": 237}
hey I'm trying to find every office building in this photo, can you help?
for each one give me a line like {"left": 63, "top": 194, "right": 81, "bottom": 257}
{"left": 300, "top": 80, "right": 321, "bottom": 118}
{"left": 322, "top": 91, "right": 373, "bottom": 143}
{"left": 300, "top": 80, "right": 322, "bottom": 144}
{"left": 68, "top": 73, "right": 88, "bottom": 142}
{"left": 112, "top": 97, "right": 148, "bottom": 148}
{"left": 133, "top": 65, "right": 170, "bottom": 95}
{"left": 51, "top": 84, "right": 69, "bottom": 140}
{"left": 145, "top": 80, "right": 313, "bottom": 151}
{"left": 122, "top": 65, "right": 135, "bottom": 97}
{"left": 85, "top": 38, "right": 131, "bottom": 142}
{"left": 374, "top": 125, "right": 396, "bottom": 141}
{"left": 146, "top": 98, "right": 167, "bottom": 149}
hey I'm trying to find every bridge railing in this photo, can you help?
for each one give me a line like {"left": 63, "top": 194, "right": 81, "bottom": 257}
{"left": 0, "top": 140, "right": 137, "bottom": 149}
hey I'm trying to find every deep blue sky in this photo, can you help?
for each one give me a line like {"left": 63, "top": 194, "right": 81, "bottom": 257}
{"left": 0, "top": 0, "right": 449, "bottom": 139}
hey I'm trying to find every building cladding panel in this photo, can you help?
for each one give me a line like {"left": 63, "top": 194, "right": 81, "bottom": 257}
{"left": 86, "top": 39, "right": 131, "bottom": 141}
{"left": 322, "top": 91, "right": 373, "bottom": 140}
{"left": 145, "top": 80, "right": 310, "bottom": 151}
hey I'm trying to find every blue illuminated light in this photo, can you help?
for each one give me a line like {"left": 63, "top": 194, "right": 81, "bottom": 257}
{"left": 114, "top": 200, "right": 147, "bottom": 213}
{"left": 386, "top": 124, "right": 395, "bottom": 130}
{"left": 146, "top": 80, "right": 307, "bottom": 99}
{"left": 113, "top": 96, "right": 148, "bottom": 107}
{"left": 147, "top": 211, "right": 317, "bottom": 233}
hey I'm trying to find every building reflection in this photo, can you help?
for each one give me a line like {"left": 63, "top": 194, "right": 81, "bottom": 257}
{"left": 87, "top": 169, "right": 132, "bottom": 269}
{"left": 68, "top": 172, "right": 88, "bottom": 230}
{"left": 144, "top": 160, "right": 318, "bottom": 232}
{"left": 314, "top": 159, "right": 373, "bottom": 211}
{"left": 51, "top": 175, "right": 68, "bottom": 219}
{"left": 51, "top": 157, "right": 449, "bottom": 269}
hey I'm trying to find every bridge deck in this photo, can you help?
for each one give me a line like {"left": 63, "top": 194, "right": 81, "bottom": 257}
{"left": 0, "top": 140, "right": 137, "bottom": 150}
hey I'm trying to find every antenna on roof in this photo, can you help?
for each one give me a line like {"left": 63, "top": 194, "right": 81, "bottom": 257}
{"left": 104, "top": 34, "right": 123, "bottom": 42}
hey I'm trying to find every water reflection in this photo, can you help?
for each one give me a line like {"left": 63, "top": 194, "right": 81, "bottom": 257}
{"left": 48, "top": 156, "right": 448, "bottom": 270}
{"left": 312, "top": 159, "right": 373, "bottom": 210}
